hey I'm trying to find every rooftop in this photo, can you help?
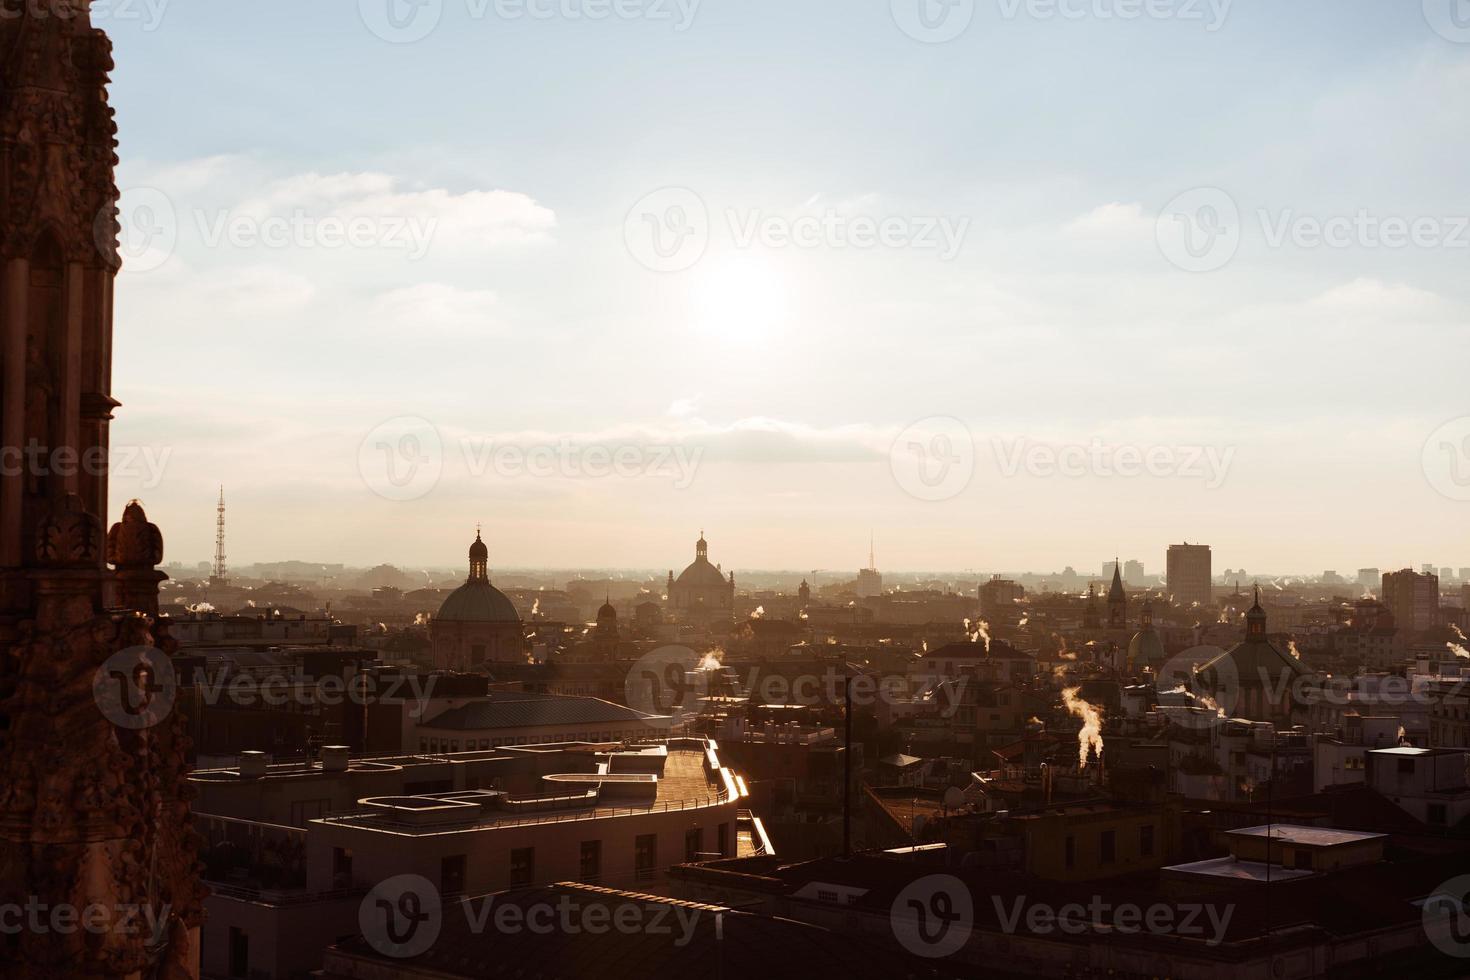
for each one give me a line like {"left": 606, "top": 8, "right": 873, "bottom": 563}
{"left": 418, "top": 692, "right": 667, "bottom": 731}
{"left": 1224, "top": 825, "right": 1387, "bottom": 848}
{"left": 1163, "top": 856, "right": 1318, "bottom": 883}
{"left": 315, "top": 742, "right": 737, "bottom": 836}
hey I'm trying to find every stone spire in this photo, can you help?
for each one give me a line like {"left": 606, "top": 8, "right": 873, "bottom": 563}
{"left": 0, "top": 9, "right": 204, "bottom": 976}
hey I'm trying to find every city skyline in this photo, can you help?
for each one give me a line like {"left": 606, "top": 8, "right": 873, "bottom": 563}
{"left": 8, "top": 5, "right": 1470, "bottom": 979}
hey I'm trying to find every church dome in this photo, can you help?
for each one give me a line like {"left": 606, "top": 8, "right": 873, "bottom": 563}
{"left": 437, "top": 529, "right": 520, "bottom": 624}
{"left": 674, "top": 532, "right": 731, "bottom": 589}
{"left": 675, "top": 556, "right": 730, "bottom": 589}
{"left": 1128, "top": 627, "right": 1166, "bottom": 668}
{"left": 597, "top": 600, "right": 617, "bottom": 622}
{"left": 438, "top": 580, "right": 520, "bottom": 623}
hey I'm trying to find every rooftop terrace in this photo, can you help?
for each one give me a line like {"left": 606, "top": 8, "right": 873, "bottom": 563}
{"left": 313, "top": 741, "right": 739, "bottom": 836}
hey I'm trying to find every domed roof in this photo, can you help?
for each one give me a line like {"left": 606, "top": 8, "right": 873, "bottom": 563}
{"left": 1128, "top": 626, "right": 1166, "bottom": 667}
{"left": 438, "top": 579, "right": 520, "bottom": 623}
{"left": 674, "top": 532, "right": 731, "bottom": 589}
{"left": 597, "top": 600, "right": 617, "bottom": 621}
{"left": 437, "top": 528, "right": 520, "bottom": 624}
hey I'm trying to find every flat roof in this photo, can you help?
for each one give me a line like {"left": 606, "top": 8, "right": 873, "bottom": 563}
{"left": 1225, "top": 825, "right": 1386, "bottom": 847}
{"left": 1164, "top": 856, "right": 1316, "bottom": 882}
{"left": 316, "top": 745, "right": 731, "bottom": 836}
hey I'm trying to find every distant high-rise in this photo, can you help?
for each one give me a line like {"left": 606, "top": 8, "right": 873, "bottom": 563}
{"left": 1105, "top": 559, "right": 1145, "bottom": 586}
{"left": 855, "top": 533, "right": 883, "bottom": 597}
{"left": 1166, "top": 543, "right": 1213, "bottom": 608}
{"left": 980, "top": 575, "right": 1025, "bottom": 618}
{"left": 1357, "top": 568, "right": 1381, "bottom": 593}
{"left": 1382, "top": 568, "right": 1439, "bottom": 633}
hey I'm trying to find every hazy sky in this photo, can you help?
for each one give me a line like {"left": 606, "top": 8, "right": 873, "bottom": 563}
{"left": 103, "top": 0, "right": 1470, "bottom": 575}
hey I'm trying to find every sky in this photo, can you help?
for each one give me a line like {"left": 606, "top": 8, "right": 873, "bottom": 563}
{"left": 99, "top": 0, "right": 1470, "bottom": 575}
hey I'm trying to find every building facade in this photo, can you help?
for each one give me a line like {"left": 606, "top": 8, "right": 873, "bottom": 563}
{"left": 1382, "top": 567, "right": 1439, "bottom": 633}
{"left": 1166, "top": 542, "right": 1213, "bottom": 609}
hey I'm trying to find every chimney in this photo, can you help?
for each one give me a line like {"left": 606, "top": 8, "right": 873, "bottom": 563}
{"left": 237, "top": 751, "right": 268, "bottom": 779}
{"left": 321, "top": 745, "right": 351, "bottom": 772}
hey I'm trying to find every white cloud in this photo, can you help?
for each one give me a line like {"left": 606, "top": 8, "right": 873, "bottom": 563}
{"left": 1063, "top": 201, "right": 1150, "bottom": 240}
{"left": 369, "top": 283, "right": 501, "bottom": 335}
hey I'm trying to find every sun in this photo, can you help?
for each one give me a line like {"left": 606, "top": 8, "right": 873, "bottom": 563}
{"left": 688, "top": 254, "right": 792, "bottom": 344}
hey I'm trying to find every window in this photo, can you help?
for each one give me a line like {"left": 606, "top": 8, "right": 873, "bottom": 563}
{"left": 685, "top": 827, "right": 704, "bottom": 862}
{"left": 332, "top": 847, "right": 353, "bottom": 885}
{"left": 717, "top": 822, "right": 730, "bottom": 857}
{"left": 1140, "top": 824, "right": 1155, "bottom": 857}
{"left": 1100, "top": 830, "right": 1116, "bottom": 864}
{"left": 635, "top": 834, "right": 657, "bottom": 879}
{"left": 510, "top": 848, "right": 534, "bottom": 887}
{"left": 1064, "top": 836, "right": 1075, "bottom": 870}
{"left": 1291, "top": 849, "right": 1314, "bottom": 870}
{"left": 1429, "top": 804, "right": 1448, "bottom": 826}
{"left": 580, "top": 840, "right": 601, "bottom": 882}
{"left": 228, "top": 926, "right": 249, "bottom": 978}
{"left": 440, "top": 854, "right": 466, "bottom": 896}
{"left": 1398, "top": 758, "right": 1415, "bottom": 775}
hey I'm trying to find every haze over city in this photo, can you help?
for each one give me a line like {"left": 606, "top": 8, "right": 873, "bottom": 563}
{"left": 11, "top": 3, "right": 1470, "bottom": 979}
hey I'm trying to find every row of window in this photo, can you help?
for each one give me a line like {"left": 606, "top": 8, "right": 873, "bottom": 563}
{"left": 336, "top": 827, "right": 732, "bottom": 895}
{"left": 512, "top": 826, "right": 729, "bottom": 887}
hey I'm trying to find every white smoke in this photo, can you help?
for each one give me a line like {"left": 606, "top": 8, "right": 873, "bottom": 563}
{"left": 1061, "top": 687, "right": 1104, "bottom": 769}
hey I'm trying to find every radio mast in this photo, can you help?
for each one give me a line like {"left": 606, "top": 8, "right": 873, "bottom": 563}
{"left": 211, "top": 485, "right": 228, "bottom": 586}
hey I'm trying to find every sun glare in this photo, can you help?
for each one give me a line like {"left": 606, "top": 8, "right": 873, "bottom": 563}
{"left": 688, "top": 255, "right": 792, "bottom": 343}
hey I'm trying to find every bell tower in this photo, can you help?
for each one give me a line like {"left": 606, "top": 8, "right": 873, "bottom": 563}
{"left": 0, "top": 6, "right": 204, "bottom": 977}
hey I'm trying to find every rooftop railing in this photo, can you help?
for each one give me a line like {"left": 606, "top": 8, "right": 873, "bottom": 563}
{"left": 318, "top": 787, "right": 734, "bottom": 834}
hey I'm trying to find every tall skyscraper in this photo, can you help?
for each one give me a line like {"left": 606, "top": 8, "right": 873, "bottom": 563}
{"left": 1382, "top": 568, "right": 1439, "bottom": 633}
{"left": 1166, "top": 543, "right": 1213, "bottom": 608}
